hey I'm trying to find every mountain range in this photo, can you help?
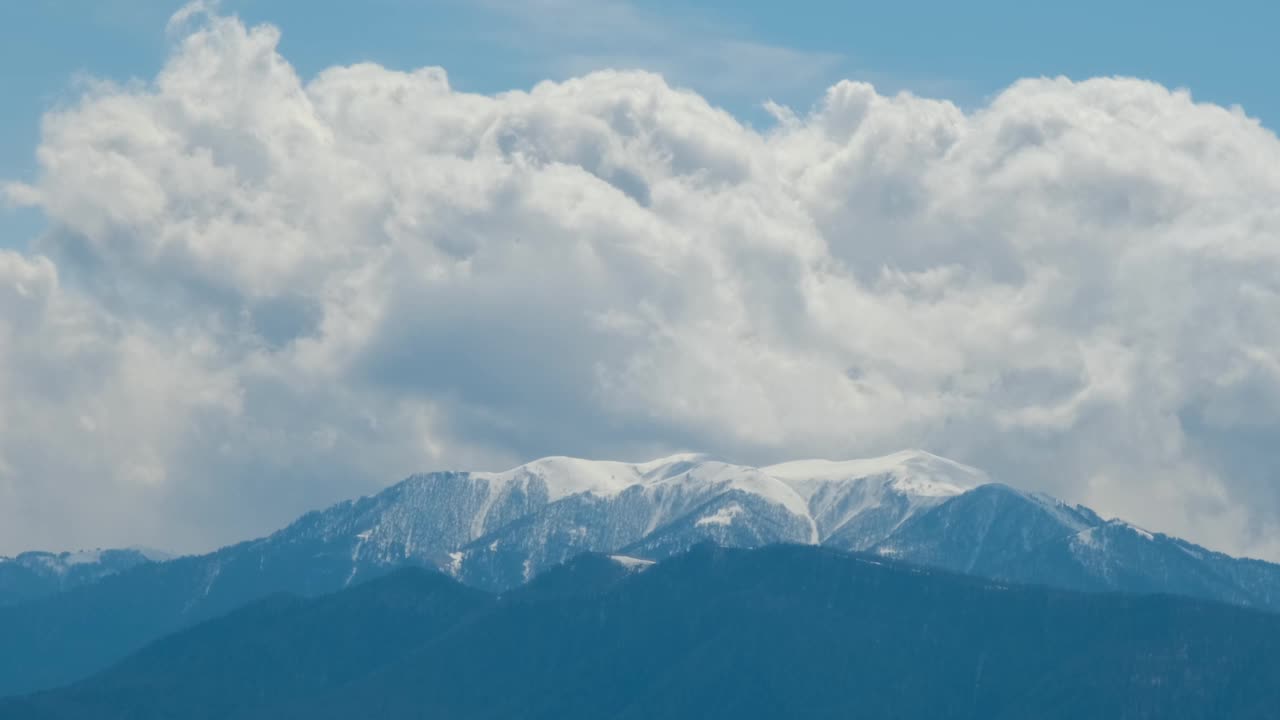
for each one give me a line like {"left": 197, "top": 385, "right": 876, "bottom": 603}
{"left": 0, "top": 548, "right": 169, "bottom": 607}
{"left": 1, "top": 450, "right": 1278, "bottom": 698}
{"left": 6, "top": 544, "right": 1279, "bottom": 719}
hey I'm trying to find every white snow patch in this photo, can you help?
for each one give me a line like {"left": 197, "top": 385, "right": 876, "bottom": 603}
{"left": 12, "top": 549, "right": 147, "bottom": 575}
{"left": 61, "top": 549, "right": 105, "bottom": 567}
{"left": 762, "top": 448, "right": 983, "bottom": 515}
{"left": 696, "top": 503, "right": 745, "bottom": 527}
{"left": 128, "top": 546, "right": 175, "bottom": 562}
{"left": 200, "top": 561, "right": 221, "bottom": 598}
{"left": 447, "top": 551, "right": 464, "bottom": 577}
{"left": 1023, "top": 492, "right": 1097, "bottom": 534}
{"left": 1178, "top": 543, "right": 1205, "bottom": 561}
{"left": 469, "top": 475, "right": 502, "bottom": 539}
{"left": 608, "top": 554, "right": 656, "bottom": 572}
{"left": 1114, "top": 520, "right": 1155, "bottom": 541}
{"left": 766, "top": 450, "right": 988, "bottom": 500}
{"left": 469, "top": 454, "right": 812, "bottom": 514}
{"left": 1072, "top": 527, "right": 1101, "bottom": 550}
{"left": 466, "top": 454, "right": 817, "bottom": 540}
{"left": 472, "top": 456, "right": 646, "bottom": 501}
{"left": 637, "top": 452, "right": 718, "bottom": 475}
{"left": 345, "top": 531, "right": 374, "bottom": 586}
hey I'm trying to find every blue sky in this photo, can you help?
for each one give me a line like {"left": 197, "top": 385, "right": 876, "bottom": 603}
{"left": 4, "top": 0, "right": 1278, "bottom": 248}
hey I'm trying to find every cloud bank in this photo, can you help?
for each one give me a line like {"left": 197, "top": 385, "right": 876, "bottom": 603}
{"left": 4, "top": 10, "right": 1280, "bottom": 559}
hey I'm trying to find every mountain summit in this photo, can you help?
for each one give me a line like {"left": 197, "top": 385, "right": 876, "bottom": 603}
{"left": 290, "top": 449, "right": 986, "bottom": 590}
{"left": 0, "top": 548, "right": 171, "bottom": 607}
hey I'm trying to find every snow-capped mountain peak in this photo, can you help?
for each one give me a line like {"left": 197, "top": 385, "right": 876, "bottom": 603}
{"left": 471, "top": 456, "right": 646, "bottom": 501}
{"left": 82, "top": 449, "right": 1280, "bottom": 617}
{"left": 0, "top": 547, "right": 171, "bottom": 608}
{"left": 7, "top": 449, "right": 1280, "bottom": 700}
{"left": 330, "top": 450, "right": 989, "bottom": 588}
{"left": 1, "top": 547, "right": 173, "bottom": 575}
{"left": 470, "top": 453, "right": 811, "bottom": 510}
{"left": 765, "top": 449, "right": 988, "bottom": 499}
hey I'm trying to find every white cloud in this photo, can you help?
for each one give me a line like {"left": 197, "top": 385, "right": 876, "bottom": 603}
{"left": 4, "top": 10, "right": 1280, "bottom": 559}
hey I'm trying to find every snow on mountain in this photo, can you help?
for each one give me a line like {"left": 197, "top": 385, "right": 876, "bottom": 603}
{"left": 194, "top": 450, "right": 1280, "bottom": 604}
{"left": 765, "top": 449, "right": 988, "bottom": 498}
{"left": 430, "top": 457, "right": 818, "bottom": 589}
{"left": 8, "top": 452, "right": 1278, "bottom": 609}
{"left": 0, "top": 548, "right": 173, "bottom": 577}
{"left": 6, "top": 451, "right": 1279, "bottom": 627}
{"left": 472, "top": 455, "right": 649, "bottom": 501}
{"left": 6, "top": 450, "right": 1280, "bottom": 699}
{"left": 246, "top": 453, "right": 829, "bottom": 590}
{"left": 619, "top": 489, "right": 816, "bottom": 565}
{"left": 696, "top": 504, "right": 744, "bottom": 527}
{"left": 607, "top": 555, "right": 656, "bottom": 572}
{"left": 0, "top": 547, "right": 170, "bottom": 607}
{"left": 868, "top": 483, "right": 1105, "bottom": 574}
{"left": 765, "top": 450, "right": 987, "bottom": 550}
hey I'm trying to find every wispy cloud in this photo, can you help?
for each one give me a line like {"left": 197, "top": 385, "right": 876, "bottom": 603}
{"left": 471, "top": 0, "right": 845, "bottom": 106}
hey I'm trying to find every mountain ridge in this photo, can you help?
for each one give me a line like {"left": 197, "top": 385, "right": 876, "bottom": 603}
{"left": 0, "top": 547, "right": 171, "bottom": 607}
{"left": 1, "top": 449, "right": 1278, "bottom": 698}
{"left": 7, "top": 545, "right": 1280, "bottom": 720}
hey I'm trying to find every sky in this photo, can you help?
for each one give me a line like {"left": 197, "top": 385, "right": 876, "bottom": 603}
{"left": 2, "top": 0, "right": 1280, "bottom": 560}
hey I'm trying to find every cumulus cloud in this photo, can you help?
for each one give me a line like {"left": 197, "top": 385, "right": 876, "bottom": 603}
{"left": 4, "top": 9, "right": 1280, "bottom": 559}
